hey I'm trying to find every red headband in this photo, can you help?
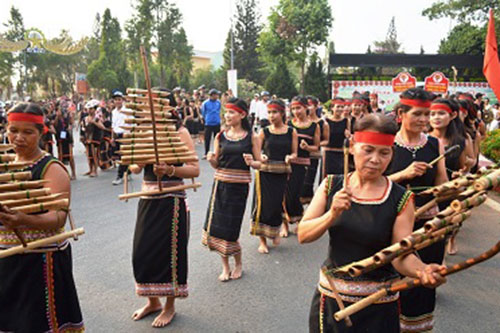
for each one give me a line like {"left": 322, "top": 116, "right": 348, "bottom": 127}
{"left": 354, "top": 131, "right": 395, "bottom": 146}
{"left": 430, "top": 103, "right": 453, "bottom": 114}
{"left": 225, "top": 103, "right": 246, "bottom": 115}
{"left": 458, "top": 95, "right": 474, "bottom": 101}
{"left": 343, "top": 100, "right": 352, "bottom": 106}
{"left": 331, "top": 99, "right": 344, "bottom": 105}
{"left": 352, "top": 98, "right": 369, "bottom": 106}
{"left": 8, "top": 112, "right": 44, "bottom": 124}
{"left": 459, "top": 107, "right": 468, "bottom": 114}
{"left": 291, "top": 101, "right": 307, "bottom": 108}
{"left": 268, "top": 103, "right": 285, "bottom": 112}
{"left": 400, "top": 98, "right": 432, "bottom": 108}
{"left": 308, "top": 100, "right": 318, "bottom": 106}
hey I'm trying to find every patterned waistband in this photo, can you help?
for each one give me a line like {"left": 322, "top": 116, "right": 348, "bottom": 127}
{"left": 291, "top": 157, "right": 311, "bottom": 165}
{"left": 0, "top": 226, "right": 68, "bottom": 252}
{"left": 416, "top": 203, "right": 439, "bottom": 220}
{"left": 318, "top": 270, "right": 399, "bottom": 304}
{"left": 141, "top": 180, "right": 186, "bottom": 199}
{"left": 260, "top": 162, "right": 292, "bottom": 174}
{"left": 214, "top": 168, "right": 251, "bottom": 183}
{"left": 324, "top": 147, "right": 343, "bottom": 152}
{"left": 310, "top": 151, "right": 322, "bottom": 159}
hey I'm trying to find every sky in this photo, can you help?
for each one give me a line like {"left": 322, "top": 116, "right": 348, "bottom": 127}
{"left": 0, "top": 0, "right": 451, "bottom": 54}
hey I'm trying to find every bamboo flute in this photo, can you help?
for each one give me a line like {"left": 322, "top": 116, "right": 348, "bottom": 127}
{"left": 450, "top": 192, "right": 487, "bottom": 212}
{"left": 423, "top": 210, "right": 471, "bottom": 232}
{"left": 126, "top": 88, "right": 170, "bottom": 97}
{"left": 11, "top": 199, "right": 69, "bottom": 214}
{"left": 119, "top": 182, "right": 202, "bottom": 200}
{"left": 473, "top": 169, "right": 500, "bottom": 191}
{"left": 0, "top": 171, "right": 31, "bottom": 182}
{"left": 0, "top": 144, "right": 14, "bottom": 152}
{"left": 0, "top": 162, "right": 30, "bottom": 171}
{"left": 0, "top": 188, "right": 50, "bottom": 201}
{"left": 0, "top": 228, "right": 85, "bottom": 259}
{"left": 0, "top": 180, "right": 48, "bottom": 192}
{"left": 334, "top": 240, "right": 500, "bottom": 322}
{"left": 0, "top": 193, "right": 64, "bottom": 208}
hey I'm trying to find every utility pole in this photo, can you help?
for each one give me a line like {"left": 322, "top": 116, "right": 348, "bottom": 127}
{"left": 230, "top": 0, "right": 234, "bottom": 70}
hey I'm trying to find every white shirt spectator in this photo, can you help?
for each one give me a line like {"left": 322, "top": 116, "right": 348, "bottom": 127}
{"left": 112, "top": 105, "right": 132, "bottom": 134}
{"left": 256, "top": 100, "right": 269, "bottom": 120}
{"left": 249, "top": 98, "right": 259, "bottom": 116}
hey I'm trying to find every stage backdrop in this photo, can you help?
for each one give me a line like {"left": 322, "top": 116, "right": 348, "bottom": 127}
{"left": 332, "top": 80, "right": 496, "bottom": 111}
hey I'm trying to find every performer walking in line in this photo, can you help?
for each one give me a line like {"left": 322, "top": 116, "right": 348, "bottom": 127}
{"left": 302, "top": 96, "right": 329, "bottom": 203}
{"left": 298, "top": 114, "right": 445, "bottom": 333}
{"left": 323, "top": 98, "right": 352, "bottom": 178}
{"left": 82, "top": 100, "right": 104, "bottom": 178}
{"left": 0, "top": 103, "right": 84, "bottom": 332}
{"left": 387, "top": 88, "right": 448, "bottom": 333}
{"left": 130, "top": 109, "right": 200, "bottom": 328}
{"left": 202, "top": 98, "right": 262, "bottom": 281}
{"left": 283, "top": 96, "right": 320, "bottom": 237}
{"left": 250, "top": 99, "right": 297, "bottom": 254}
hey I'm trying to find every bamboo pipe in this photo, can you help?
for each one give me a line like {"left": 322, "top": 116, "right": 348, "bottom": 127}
{"left": 0, "top": 171, "right": 32, "bottom": 182}
{"left": 12, "top": 199, "right": 69, "bottom": 214}
{"left": 117, "top": 137, "right": 182, "bottom": 144}
{"left": 126, "top": 88, "right": 170, "bottom": 97}
{"left": 119, "top": 182, "right": 202, "bottom": 200}
{"left": 120, "top": 151, "right": 194, "bottom": 161}
{"left": 321, "top": 267, "right": 353, "bottom": 327}
{"left": 0, "top": 144, "right": 14, "bottom": 152}
{"left": 125, "top": 95, "right": 170, "bottom": 105}
{"left": 118, "top": 142, "right": 187, "bottom": 150}
{"left": 125, "top": 118, "right": 174, "bottom": 124}
{"left": 0, "top": 154, "right": 16, "bottom": 163}
{"left": 0, "top": 193, "right": 65, "bottom": 208}
{"left": 0, "top": 162, "right": 30, "bottom": 171}
{"left": 0, "top": 180, "right": 48, "bottom": 192}
{"left": 68, "top": 210, "right": 79, "bottom": 240}
{"left": 121, "top": 155, "right": 198, "bottom": 165}
{"left": 0, "top": 228, "right": 85, "bottom": 259}
{"left": 473, "top": 169, "right": 500, "bottom": 191}
{"left": 429, "top": 144, "right": 461, "bottom": 167}
{"left": 415, "top": 198, "right": 438, "bottom": 218}
{"left": 125, "top": 102, "right": 175, "bottom": 112}
{"left": 450, "top": 192, "right": 487, "bottom": 212}
{"left": 424, "top": 210, "right": 471, "bottom": 232}
{"left": 123, "top": 131, "right": 179, "bottom": 139}
{"left": 118, "top": 147, "right": 189, "bottom": 156}
{"left": 0, "top": 188, "right": 50, "bottom": 201}
{"left": 334, "top": 239, "right": 500, "bottom": 322}
{"left": 120, "top": 125, "right": 176, "bottom": 132}
{"left": 120, "top": 109, "right": 174, "bottom": 118}
{"left": 453, "top": 176, "right": 475, "bottom": 189}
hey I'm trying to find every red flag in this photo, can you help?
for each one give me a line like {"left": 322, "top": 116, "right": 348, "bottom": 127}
{"left": 484, "top": 9, "right": 500, "bottom": 100}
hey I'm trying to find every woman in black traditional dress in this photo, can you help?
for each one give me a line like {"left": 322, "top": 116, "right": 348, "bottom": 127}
{"left": 458, "top": 96, "right": 482, "bottom": 173}
{"left": 203, "top": 98, "right": 262, "bottom": 281}
{"left": 283, "top": 96, "right": 320, "bottom": 237}
{"left": 0, "top": 103, "right": 84, "bottom": 332}
{"left": 387, "top": 88, "right": 449, "bottom": 333}
{"left": 54, "top": 103, "right": 77, "bottom": 180}
{"left": 189, "top": 99, "right": 201, "bottom": 142}
{"left": 82, "top": 100, "right": 104, "bottom": 178}
{"left": 302, "top": 96, "right": 329, "bottom": 203}
{"left": 250, "top": 99, "right": 297, "bottom": 254}
{"left": 130, "top": 110, "right": 200, "bottom": 328}
{"left": 299, "top": 114, "right": 445, "bottom": 333}
{"left": 323, "top": 98, "right": 352, "bottom": 178}
{"left": 98, "top": 105, "right": 113, "bottom": 170}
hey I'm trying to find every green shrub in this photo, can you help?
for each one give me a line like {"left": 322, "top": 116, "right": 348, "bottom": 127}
{"left": 481, "top": 129, "right": 500, "bottom": 162}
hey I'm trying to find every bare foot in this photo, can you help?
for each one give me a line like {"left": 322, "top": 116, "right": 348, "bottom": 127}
{"left": 258, "top": 243, "right": 269, "bottom": 254}
{"left": 230, "top": 265, "right": 243, "bottom": 280}
{"left": 132, "top": 303, "right": 162, "bottom": 321}
{"left": 218, "top": 271, "right": 231, "bottom": 282}
{"left": 152, "top": 309, "right": 176, "bottom": 328}
{"left": 279, "top": 226, "right": 289, "bottom": 238}
{"left": 447, "top": 238, "right": 458, "bottom": 255}
{"left": 290, "top": 225, "right": 298, "bottom": 235}
{"left": 83, "top": 171, "right": 91, "bottom": 176}
{"left": 70, "top": 175, "right": 77, "bottom": 181}
{"left": 272, "top": 236, "right": 281, "bottom": 247}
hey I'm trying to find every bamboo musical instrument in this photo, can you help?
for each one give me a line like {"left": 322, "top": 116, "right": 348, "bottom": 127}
{"left": 0, "top": 228, "right": 85, "bottom": 259}
{"left": 119, "top": 182, "right": 202, "bottom": 200}
{"left": 123, "top": 131, "right": 179, "bottom": 139}
{"left": 423, "top": 210, "right": 471, "bottom": 232}
{"left": 0, "top": 171, "right": 32, "bottom": 182}
{"left": 120, "top": 109, "right": 174, "bottom": 118}
{"left": 125, "top": 117, "right": 174, "bottom": 124}
{"left": 117, "top": 137, "right": 182, "bottom": 144}
{"left": 0, "top": 144, "right": 14, "bottom": 152}
{"left": 334, "top": 240, "right": 500, "bottom": 322}
{"left": 0, "top": 188, "right": 50, "bottom": 201}
{"left": 120, "top": 125, "right": 177, "bottom": 132}
{"left": 0, "top": 193, "right": 65, "bottom": 208}
{"left": 0, "top": 180, "right": 48, "bottom": 192}
{"left": 428, "top": 145, "right": 461, "bottom": 167}
{"left": 122, "top": 155, "right": 198, "bottom": 165}
{"left": 126, "top": 88, "right": 170, "bottom": 97}
{"left": 121, "top": 152, "right": 196, "bottom": 162}
{"left": 11, "top": 199, "right": 69, "bottom": 214}
{"left": 0, "top": 154, "right": 16, "bottom": 163}
{"left": 473, "top": 169, "right": 500, "bottom": 191}
{"left": 414, "top": 198, "right": 438, "bottom": 218}
{"left": 125, "top": 102, "right": 174, "bottom": 112}
{"left": 0, "top": 162, "right": 30, "bottom": 171}
{"left": 118, "top": 146, "right": 189, "bottom": 155}
{"left": 321, "top": 267, "right": 353, "bottom": 327}
{"left": 450, "top": 191, "right": 487, "bottom": 212}
{"left": 125, "top": 95, "right": 171, "bottom": 105}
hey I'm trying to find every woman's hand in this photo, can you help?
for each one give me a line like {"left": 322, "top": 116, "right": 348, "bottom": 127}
{"left": 153, "top": 162, "right": 168, "bottom": 177}
{"left": 402, "top": 161, "right": 431, "bottom": 180}
{"left": 300, "top": 139, "right": 309, "bottom": 150}
{"left": 261, "top": 154, "right": 269, "bottom": 163}
{"left": 284, "top": 154, "right": 293, "bottom": 165}
{"left": 243, "top": 153, "right": 254, "bottom": 166}
{"left": 416, "top": 264, "right": 447, "bottom": 288}
{"left": 329, "top": 187, "right": 352, "bottom": 215}
{"left": 206, "top": 152, "right": 216, "bottom": 164}
{"left": 0, "top": 205, "right": 26, "bottom": 229}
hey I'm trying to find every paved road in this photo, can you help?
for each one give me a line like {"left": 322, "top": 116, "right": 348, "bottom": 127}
{"left": 66, "top": 139, "right": 500, "bottom": 332}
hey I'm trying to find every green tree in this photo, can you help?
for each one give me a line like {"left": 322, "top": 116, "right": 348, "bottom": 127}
{"left": 3, "top": 6, "right": 26, "bottom": 96}
{"left": 223, "top": 0, "right": 264, "bottom": 84}
{"left": 422, "top": 0, "right": 500, "bottom": 23}
{"left": 260, "top": 0, "right": 332, "bottom": 93}
{"left": 373, "top": 17, "right": 402, "bottom": 54}
{"left": 265, "top": 58, "right": 297, "bottom": 99}
{"left": 304, "top": 52, "right": 328, "bottom": 101}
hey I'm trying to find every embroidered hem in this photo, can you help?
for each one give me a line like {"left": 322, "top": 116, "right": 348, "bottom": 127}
{"left": 135, "top": 282, "right": 189, "bottom": 298}
{"left": 201, "top": 230, "right": 241, "bottom": 257}
{"left": 400, "top": 313, "right": 434, "bottom": 333}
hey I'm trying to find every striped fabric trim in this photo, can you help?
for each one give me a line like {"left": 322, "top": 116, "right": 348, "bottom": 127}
{"left": 56, "top": 321, "right": 85, "bottom": 332}
{"left": 201, "top": 230, "right": 241, "bottom": 257}
{"left": 323, "top": 147, "right": 343, "bottom": 152}
{"left": 135, "top": 282, "right": 188, "bottom": 298}
{"left": 140, "top": 180, "right": 186, "bottom": 199}
{"left": 297, "top": 133, "right": 313, "bottom": 140}
{"left": 0, "top": 226, "right": 67, "bottom": 250}
{"left": 400, "top": 313, "right": 434, "bottom": 333}
{"left": 250, "top": 220, "right": 280, "bottom": 239}
{"left": 290, "top": 157, "right": 311, "bottom": 165}
{"left": 398, "top": 191, "right": 415, "bottom": 215}
{"left": 318, "top": 271, "right": 399, "bottom": 304}
{"left": 260, "top": 162, "right": 291, "bottom": 174}
{"left": 214, "top": 168, "right": 251, "bottom": 183}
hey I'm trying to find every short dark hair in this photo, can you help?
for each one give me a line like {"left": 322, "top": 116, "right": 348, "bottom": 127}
{"left": 354, "top": 113, "right": 398, "bottom": 135}
{"left": 395, "top": 88, "right": 435, "bottom": 113}
{"left": 8, "top": 102, "right": 45, "bottom": 133}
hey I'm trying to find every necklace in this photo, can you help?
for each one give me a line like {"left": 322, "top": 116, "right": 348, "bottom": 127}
{"left": 395, "top": 132, "right": 427, "bottom": 160}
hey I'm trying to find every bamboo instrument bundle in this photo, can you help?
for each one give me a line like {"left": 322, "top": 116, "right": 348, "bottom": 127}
{"left": 121, "top": 109, "right": 174, "bottom": 118}
{"left": 125, "top": 117, "right": 174, "bottom": 124}
{"left": 121, "top": 151, "right": 196, "bottom": 162}
{"left": 0, "top": 154, "right": 16, "bottom": 163}
{"left": 0, "top": 171, "right": 31, "bottom": 182}
{"left": 118, "top": 146, "right": 189, "bottom": 156}
{"left": 121, "top": 155, "right": 199, "bottom": 165}
{"left": 123, "top": 131, "right": 179, "bottom": 139}
{"left": 119, "top": 182, "right": 202, "bottom": 200}
{"left": 0, "top": 162, "right": 30, "bottom": 171}
{"left": 125, "top": 102, "right": 174, "bottom": 112}
{"left": 473, "top": 169, "right": 500, "bottom": 191}
{"left": 117, "top": 137, "right": 182, "bottom": 144}
{"left": 126, "top": 88, "right": 170, "bottom": 97}
{"left": 450, "top": 191, "right": 487, "bottom": 212}
{"left": 0, "top": 144, "right": 14, "bottom": 152}
{"left": 11, "top": 199, "right": 69, "bottom": 214}
{"left": 0, "top": 188, "right": 50, "bottom": 201}
{"left": 125, "top": 94, "right": 170, "bottom": 105}
{"left": 0, "top": 180, "right": 48, "bottom": 192}
{"left": 424, "top": 210, "right": 471, "bottom": 232}
{"left": 120, "top": 125, "right": 177, "bottom": 132}
{"left": 0, "top": 193, "right": 64, "bottom": 208}
{"left": 0, "top": 228, "right": 85, "bottom": 259}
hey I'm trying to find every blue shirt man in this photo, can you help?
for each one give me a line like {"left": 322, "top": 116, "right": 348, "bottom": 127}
{"left": 201, "top": 89, "right": 221, "bottom": 157}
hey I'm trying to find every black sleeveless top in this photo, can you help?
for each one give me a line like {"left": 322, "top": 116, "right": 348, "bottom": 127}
{"left": 325, "top": 175, "right": 412, "bottom": 281}
{"left": 445, "top": 139, "right": 465, "bottom": 179}
{"left": 317, "top": 119, "right": 326, "bottom": 141}
{"left": 388, "top": 135, "right": 439, "bottom": 207}
{"left": 263, "top": 127, "right": 293, "bottom": 162}
{"left": 217, "top": 131, "right": 252, "bottom": 171}
{"left": 326, "top": 118, "right": 348, "bottom": 148}
{"left": 289, "top": 120, "right": 317, "bottom": 158}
